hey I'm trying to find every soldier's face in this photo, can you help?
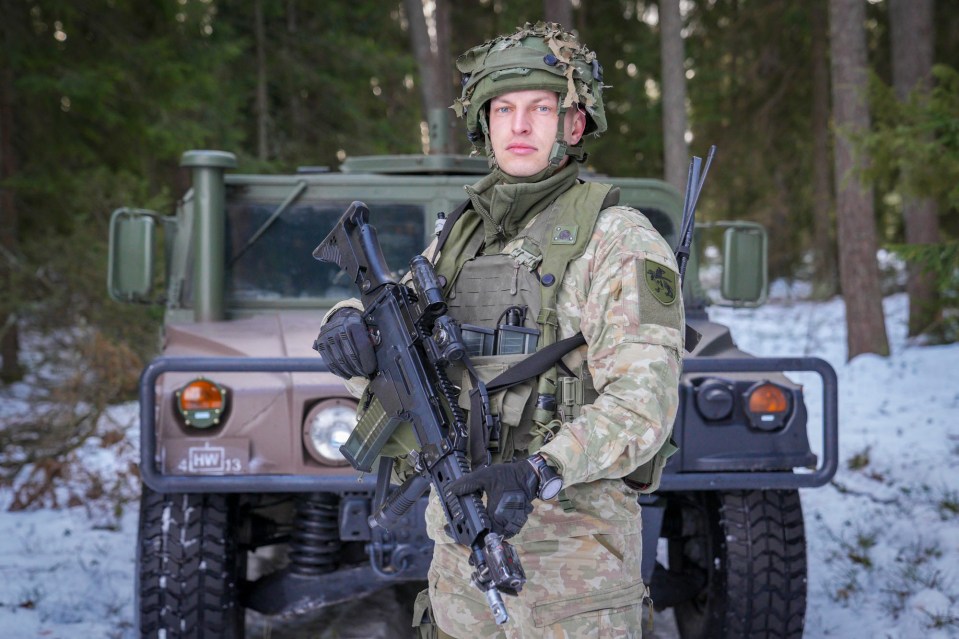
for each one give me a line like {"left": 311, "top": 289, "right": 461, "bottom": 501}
{"left": 488, "top": 89, "right": 586, "bottom": 177}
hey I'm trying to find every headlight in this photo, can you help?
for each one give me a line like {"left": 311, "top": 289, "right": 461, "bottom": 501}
{"left": 303, "top": 399, "right": 356, "bottom": 466}
{"left": 743, "top": 381, "right": 791, "bottom": 431}
{"left": 175, "top": 378, "right": 228, "bottom": 428}
{"left": 694, "top": 378, "right": 735, "bottom": 421}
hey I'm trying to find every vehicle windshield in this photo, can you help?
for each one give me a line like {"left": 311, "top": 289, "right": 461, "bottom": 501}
{"left": 224, "top": 200, "right": 426, "bottom": 302}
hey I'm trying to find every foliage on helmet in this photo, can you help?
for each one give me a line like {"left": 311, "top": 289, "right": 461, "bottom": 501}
{"left": 452, "top": 22, "right": 607, "bottom": 144}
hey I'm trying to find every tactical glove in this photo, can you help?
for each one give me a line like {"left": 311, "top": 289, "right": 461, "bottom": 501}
{"left": 313, "top": 309, "right": 377, "bottom": 379}
{"left": 447, "top": 459, "right": 541, "bottom": 538}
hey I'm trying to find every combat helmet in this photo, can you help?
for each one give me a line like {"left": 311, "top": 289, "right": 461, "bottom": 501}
{"left": 452, "top": 21, "right": 607, "bottom": 171}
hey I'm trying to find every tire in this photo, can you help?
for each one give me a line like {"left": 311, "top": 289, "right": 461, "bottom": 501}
{"left": 137, "top": 489, "right": 246, "bottom": 638}
{"left": 668, "top": 490, "right": 806, "bottom": 639}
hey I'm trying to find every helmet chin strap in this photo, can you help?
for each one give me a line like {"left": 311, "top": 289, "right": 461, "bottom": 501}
{"left": 477, "top": 110, "right": 498, "bottom": 170}
{"left": 544, "top": 95, "right": 586, "bottom": 178}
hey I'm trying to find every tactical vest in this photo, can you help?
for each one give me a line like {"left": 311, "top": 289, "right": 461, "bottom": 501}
{"left": 440, "top": 181, "right": 611, "bottom": 464}
{"left": 435, "top": 180, "right": 677, "bottom": 493}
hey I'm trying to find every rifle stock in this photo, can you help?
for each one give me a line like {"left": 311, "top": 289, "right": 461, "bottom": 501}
{"left": 312, "top": 201, "right": 394, "bottom": 305}
{"left": 313, "top": 201, "right": 524, "bottom": 625}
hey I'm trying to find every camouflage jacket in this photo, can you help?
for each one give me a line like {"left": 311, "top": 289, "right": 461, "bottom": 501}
{"left": 425, "top": 198, "right": 684, "bottom": 544}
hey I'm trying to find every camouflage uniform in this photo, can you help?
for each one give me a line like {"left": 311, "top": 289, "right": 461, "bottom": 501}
{"left": 421, "top": 182, "right": 684, "bottom": 638}
{"left": 325, "top": 21, "right": 684, "bottom": 638}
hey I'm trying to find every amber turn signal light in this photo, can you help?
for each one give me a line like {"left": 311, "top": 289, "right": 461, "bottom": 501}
{"left": 743, "top": 381, "right": 790, "bottom": 431}
{"left": 175, "top": 378, "right": 228, "bottom": 428}
{"left": 747, "top": 383, "right": 789, "bottom": 414}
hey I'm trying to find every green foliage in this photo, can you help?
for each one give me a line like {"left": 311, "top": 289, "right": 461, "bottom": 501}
{"left": 682, "top": 0, "right": 819, "bottom": 279}
{"left": 861, "top": 65, "right": 959, "bottom": 212}
{"left": 578, "top": 0, "right": 663, "bottom": 178}
{"left": 2, "top": 1, "right": 249, "bottom": 371}
{"left": 856, "top": 65, "right": 959, "bottom": 341}
{"left": 242, "top": 0, "right": 423, "bottom": 168}
{"left": 886, "top": 241, "right": 959, "bottom": 342}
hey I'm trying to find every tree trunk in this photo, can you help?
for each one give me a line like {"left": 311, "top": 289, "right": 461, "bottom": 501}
{"left": 435, "top": 0, "right": 454, "bottom": 152}
{"left": 828, "top": 0, "right": 889, "bottom": 358}
{"left": 286, "top": 0, "right": 305, "bottom": 156}
{"left": 543, "top": 0, "right": 574, "bottom": 29}
{"left": 404, "top": 0, "right": 456, "bottom": 154}
{"left": 810, "top": 0, "right": 838, "bottom": 298}
{"left": 890, "top": 0, "right": 940, "bottom": 337}
{"left": 254, "top": 0, "right": 270, "bottom": 161}
{"left": 660, "top": 0, "right": 690, "bottom": 193}
{"left": 0, "top": 54, "right": 24, "bottom": 382}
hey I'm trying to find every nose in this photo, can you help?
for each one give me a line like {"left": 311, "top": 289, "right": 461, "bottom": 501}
{"left": 510, "top": 110, "right": 531, "bottom": 135}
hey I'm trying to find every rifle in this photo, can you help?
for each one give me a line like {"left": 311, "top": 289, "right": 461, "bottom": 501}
{"left": 675, "top": 145, "right": 716, "bottom": 282}
{"left": 674, "top": 145, "right": 716, "bottom": 352}
{"left": 313, "top": 201, "right": 524, "bottom": 625}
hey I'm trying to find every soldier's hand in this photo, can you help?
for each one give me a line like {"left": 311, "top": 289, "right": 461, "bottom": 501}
{"left": 313, "top": 309, "right": 377, "bottom": 379}
{"left": 448, "top": 461, "right": 539, "bottom": 538}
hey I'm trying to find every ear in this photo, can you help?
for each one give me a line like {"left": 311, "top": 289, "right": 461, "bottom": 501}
{"left": 567, "top": 107, "right": 587, "bottom": 145}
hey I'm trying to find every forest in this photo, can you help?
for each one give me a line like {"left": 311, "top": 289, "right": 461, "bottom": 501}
{"left": 0, "top": 0, "right": 957, "bottom": 389}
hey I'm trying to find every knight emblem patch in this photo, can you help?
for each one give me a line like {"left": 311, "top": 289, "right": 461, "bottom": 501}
{"left": 644, "top": 259, "right": 678, "bottom": 305}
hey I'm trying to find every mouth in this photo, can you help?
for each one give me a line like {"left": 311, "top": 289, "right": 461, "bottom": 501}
{"left": 506, "top": 143, "right": 537, "bottom": 154}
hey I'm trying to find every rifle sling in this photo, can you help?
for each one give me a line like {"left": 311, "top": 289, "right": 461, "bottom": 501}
{"left": 464, "top": 322, "right": 700, "bottom": 465}
{"left": 467, "top": 332, "right": 587, "bottom": 466}
{"left": 436, "top": 199, "right": 471, "bottom": 255}
{"left": 489, "top": 332, "right": 586, "bottom": 394}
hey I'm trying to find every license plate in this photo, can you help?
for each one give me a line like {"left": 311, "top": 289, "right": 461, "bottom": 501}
{"left": 162, "top": 438, "right": 250, "bottom": 475}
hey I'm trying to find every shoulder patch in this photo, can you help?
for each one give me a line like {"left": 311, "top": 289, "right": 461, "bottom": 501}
{"left": 644, "top": 259, "right": 678, "bottom": 305}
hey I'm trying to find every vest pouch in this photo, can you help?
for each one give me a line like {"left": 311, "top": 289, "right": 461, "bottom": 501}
{"left": 457, "top": 353, "right": 537, "bottom": 460}
{"left": 623, "top": 436, "right": 678, "bottom": 494}
{"left": 556, "top": 368, "right": 599, "bottom": 422}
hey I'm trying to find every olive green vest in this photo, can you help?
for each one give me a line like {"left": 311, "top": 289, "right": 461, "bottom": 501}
{"left": 438, "top": 181, "right": 615, "bottom": 464}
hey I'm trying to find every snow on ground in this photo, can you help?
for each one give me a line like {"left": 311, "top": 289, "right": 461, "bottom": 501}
{"left": 0, "top": 401, "right": 140, "bottom": 639}
{"left": 0, "top": 291, "right": 957, "bottom": 638}
{"left": 711, "top": 291, "right": 959, "bottom": 638}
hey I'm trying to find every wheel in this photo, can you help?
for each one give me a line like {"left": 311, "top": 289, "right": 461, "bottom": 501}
{"left": 137, "top": 489, "right": 246, "bottom": 638}
{"left": 667, "top": 490, "right": 806, "bottom": 638}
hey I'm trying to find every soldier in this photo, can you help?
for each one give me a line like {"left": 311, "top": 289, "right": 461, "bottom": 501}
{"left": 318, "top": 21, "right": 683, "bottom": 638}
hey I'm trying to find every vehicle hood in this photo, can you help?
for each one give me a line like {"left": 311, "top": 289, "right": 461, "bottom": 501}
{"left": 687, "top": 316, "right": 750, "bottom": 358}
{"left": 163, "top": 312, "right": 323, "bottom": 358}
{"left": 685, "top": 315, "right": 799, "bottom": 387}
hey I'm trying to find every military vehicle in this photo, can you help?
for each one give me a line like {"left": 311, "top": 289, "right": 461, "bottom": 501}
{"left": 109, "top": 149, "right": 838, "bottom": 638}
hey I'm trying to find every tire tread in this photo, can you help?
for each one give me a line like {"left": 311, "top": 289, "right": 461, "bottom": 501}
{"left": 137, "top": 490, "right": 244, "bottom": 638}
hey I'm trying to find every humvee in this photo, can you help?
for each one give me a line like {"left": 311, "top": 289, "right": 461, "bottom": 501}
{"left": 109, "top": 150, "right": 838, "bottom": 638}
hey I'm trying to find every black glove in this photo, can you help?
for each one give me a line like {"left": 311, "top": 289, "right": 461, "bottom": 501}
{"left": 313, "top": 309, "right": 377, "bottom": 379}
{"left": 447, "top": 460, "right": 539, "bottom": 538}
